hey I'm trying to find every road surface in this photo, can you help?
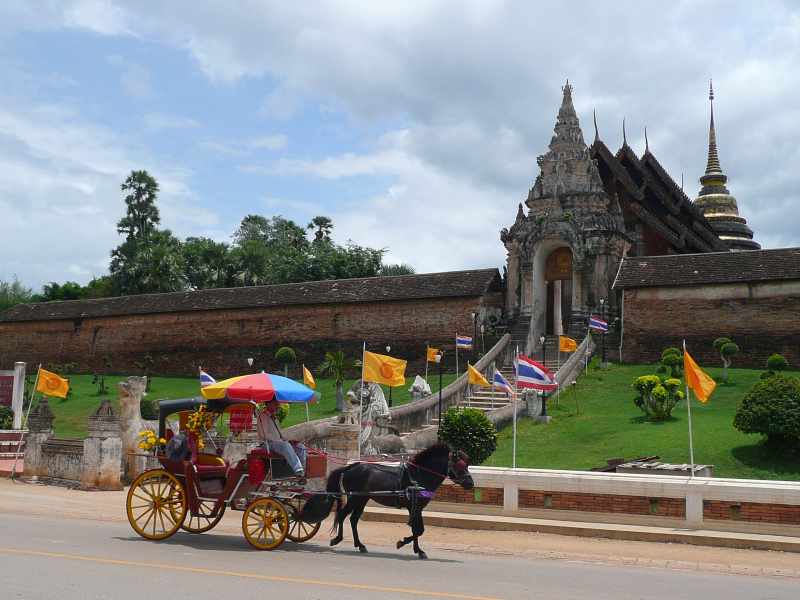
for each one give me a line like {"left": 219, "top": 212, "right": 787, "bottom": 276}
{"left": 1, "top": 481, "right": 799, "bottom": 599}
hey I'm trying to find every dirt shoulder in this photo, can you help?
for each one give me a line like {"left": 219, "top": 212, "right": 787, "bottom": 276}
{"left": 2, "top": 478, "right": 799, "bottom": 579}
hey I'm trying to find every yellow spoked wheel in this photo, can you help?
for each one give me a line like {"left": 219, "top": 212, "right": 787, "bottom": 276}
{"left": 242, "top": 498, "right": 289, "bottom": 550}
{"left": 182, "top": 500, "right": 226, "bottom": 534}
{"left": 286, "top": 500, "right": 322, "bottom": 543}
{"left": 126, "top": 469, "right": 186, "bottom": 541}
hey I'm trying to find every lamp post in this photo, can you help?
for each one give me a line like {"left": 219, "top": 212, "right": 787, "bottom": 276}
{"left": 435, "top": 350, "right": 444, "bottom": 425}
{"left": 386, "top": 345, "right": 393, "bottom": 407}
{"left": 480, "top": 323, "right": 485, "bottom": 355}
{"left": 599, "top": 297, "right": 607, "bottom": 367}
{"left": 247, "top": 357, "right": 254, "bottom": 369}
{"left": 539, "top": 335, "right": 546, "bottom": 363}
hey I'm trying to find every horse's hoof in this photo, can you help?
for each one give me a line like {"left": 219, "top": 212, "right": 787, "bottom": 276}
{"left": 418, "top": 551, "right": 428, "bottom": 560}
{"left": 358, "top": 545, "right": 368, "bottom": 554}
{"left": 396, "top": 541, "right": 403, "bottom": 550}
{"left": 330, "top": 538, "right": 340, "bottom": 547}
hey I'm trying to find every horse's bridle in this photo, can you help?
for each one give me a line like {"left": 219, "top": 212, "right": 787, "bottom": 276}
{"left": 447, "top": 452, "right": 471, "bottom": 485}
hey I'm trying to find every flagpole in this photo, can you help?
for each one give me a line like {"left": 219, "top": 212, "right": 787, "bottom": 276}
{"left": 303, "top": 364, "right": 310, "bottom": 423}
{"left": 513, "top": 345, "right": 518, "bottom": 469}
{"left": 359, "top": 342, "right": 366, "bottom": 459}
{"left": 11, "top": 364, "right": 42, "bottom": 480}
{"left": 683, "top": 339, "right": 695, "bottom": 478}
{"left": 455, "top": 335, "right": 459, "bottom": 378}
{"left": 425, "top": 344, "right": 429, "bottom": 383}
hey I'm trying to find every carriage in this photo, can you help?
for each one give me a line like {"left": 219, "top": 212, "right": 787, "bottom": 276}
{"left": 125, "top": 395, "right": 326, "bottom": 550}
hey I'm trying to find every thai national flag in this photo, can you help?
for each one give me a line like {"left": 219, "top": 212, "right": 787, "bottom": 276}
{"left": 199, "top": 369, "right": 216, "bottom": 387}
{"left": 456, "top": 335, "right": 473, "bottom": 350}
{"left": 589, "top": 316, "right": 609, "bottom": 332}
{"left": 492, "top": 370, "right": 514, "bottom": 396}
{"left": 515, "top": 355, "right": 557, "bottom": 391}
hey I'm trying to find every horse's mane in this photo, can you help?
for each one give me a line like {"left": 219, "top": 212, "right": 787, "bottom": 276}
{"left": 410, "top": 442, "right": 449, "bottom": 464}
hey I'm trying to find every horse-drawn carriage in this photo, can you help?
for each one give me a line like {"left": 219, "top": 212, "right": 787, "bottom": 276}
{"left": 126, "top": 393, "right": 325, "bottom": 550}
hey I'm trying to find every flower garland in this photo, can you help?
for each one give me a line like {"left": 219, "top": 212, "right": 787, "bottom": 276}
{"left": 137, "top": 429, "right": 166, "bottom": 452}
{"left": 185, "top": 405, "right": 215, "bottom": 450}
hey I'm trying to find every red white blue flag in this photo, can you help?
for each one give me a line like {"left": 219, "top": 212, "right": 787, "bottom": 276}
{"left": 589, "top": 316, "right": 608, "bottom": 332}
{"left": 492, "top": 370, "right": 514, "bottom": 396}
{"left": 456, "top": 335, "right": 473, "bottom": 350}
{"left": 515, "top": 354, "right": 557, "bottom": 391}
{"left": 199, "top": 369, "right": 216, "bottom": 387}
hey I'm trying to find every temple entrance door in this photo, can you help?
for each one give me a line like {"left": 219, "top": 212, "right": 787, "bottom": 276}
{"left": 544, "top": 248, "right": 573, "bottom": 336}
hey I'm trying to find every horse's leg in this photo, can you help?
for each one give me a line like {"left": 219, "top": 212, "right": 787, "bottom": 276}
{"left": 348, "top": 497, "right": 370, "bottom": 553}
{"left": 411, "top": 510, "right": 427, "bottom": 560}
{"left": 330, "top": 498, "right": 353, "bottom": 547}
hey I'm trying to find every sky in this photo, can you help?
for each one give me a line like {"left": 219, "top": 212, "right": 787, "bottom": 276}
{"left": 1, "top": 1, "right": 799, "bottom": 290}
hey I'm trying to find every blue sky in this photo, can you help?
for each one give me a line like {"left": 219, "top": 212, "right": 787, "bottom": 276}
{"left": 2, "top": 1, "right": 799, "bottom": 289}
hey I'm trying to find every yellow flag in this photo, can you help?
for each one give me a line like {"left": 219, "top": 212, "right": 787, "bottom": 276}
{"left": 302, "top": 365, "right": 316, "bottom": 389}
{"left": 363, "top": 351, "right": 407, "bottom": 387}
{"left": 558, "top": 336, "right": 577, "bottom": 352}
{"left": 36, "top": 368, "right": 69, "bottom": 399}
{"left": 467, "top": 363, "right": 490, "bottom": 387}
{"left": 684, "top": 349, "right": 716, "bottom": 403}
{"left": 426, "top": 346, "right": 440, "bottom": 363}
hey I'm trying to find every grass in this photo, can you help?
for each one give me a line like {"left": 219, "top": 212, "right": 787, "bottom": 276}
{"left": 35, "top": 372, "right": 458, "bottom": 438}
{"left": 484, "top": 362, "right": 800, "bottom": 481}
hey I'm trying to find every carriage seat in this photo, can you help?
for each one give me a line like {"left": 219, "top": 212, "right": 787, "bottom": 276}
{"left": 193, "top": 453, "right": 229, "bottom": 477}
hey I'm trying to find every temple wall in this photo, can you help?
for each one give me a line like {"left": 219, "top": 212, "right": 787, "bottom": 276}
{"left": 0, "top": 296, "right": 501, "bottom": 377}
{"left": 620, "top": 280, "right": 800, "bottom": 367}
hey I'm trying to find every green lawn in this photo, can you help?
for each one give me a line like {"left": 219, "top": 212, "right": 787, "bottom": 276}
{"left": 485, "top": 362, "right": 800, "bottom": 481}
{"left": 38, "top": 372, "right": 458, "bottom": 438}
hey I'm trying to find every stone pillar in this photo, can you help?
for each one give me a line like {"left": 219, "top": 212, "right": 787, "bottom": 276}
{"left": 81, "top": 399, "right": 123, "bottom": 490}
{"left": 11, "top": 362, "right": 25, "bottom": 430}
{"left": 553, "top": 280, "right": 563, "bottom": 335}
{"left": 325, "top": 423, "right": 360, "bottom": 475}
{"left": 23, "top": 398, "right": 54, "bottom": 478}
{"left": 505, "top": 248, "right": 520, "bottom": 316}
{"left": 118, "top": 376, "right": 148, "bottom": 483}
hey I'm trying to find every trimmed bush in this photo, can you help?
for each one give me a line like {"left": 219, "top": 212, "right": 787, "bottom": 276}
{"left": 660, "top": 347, "right": 682, "bottom": 377}
{"left": 632, "top": 375, "right": 684, "bottom": 420}
{"left": 438, "top": 407, "right": 497, "bottom": 465}
{"left": 713, "top": 337, "right": 739, "bottom": 382}
{"left": 140, "top": 398, "right": 159, "bottom": 420}
{"left": 767, "top": 354, "right": 789, "bottom": 373}
{"left": 275, "top": 346, "right": 297, "bottom": 377}
{"left": 733, "top": 374, "right": 800, "bottom": 451}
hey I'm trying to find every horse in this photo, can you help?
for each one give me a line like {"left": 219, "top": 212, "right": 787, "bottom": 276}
{"left": 300, "top": 443, "right": 474, "bottom": 559}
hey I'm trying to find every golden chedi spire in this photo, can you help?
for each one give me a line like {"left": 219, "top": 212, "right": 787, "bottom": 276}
{"left": 693, "top": 80, "right": 760, "bottom": 251}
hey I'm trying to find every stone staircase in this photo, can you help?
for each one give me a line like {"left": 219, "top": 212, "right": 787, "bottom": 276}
{"left": 459, "top": 364, "right": 516, "bottom": 414}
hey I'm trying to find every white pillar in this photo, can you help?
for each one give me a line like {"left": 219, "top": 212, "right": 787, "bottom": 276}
{"left": 553, "top": 280, "right": 563, "bottom": 336}
{"left": 685, "top": 490, "right": 704, "bottom": 527}
{"left": 503, "top": 482, "right": 519, "bottom": 514}
{"left": 12, "top": 362, "right": 26, "bottom": 430}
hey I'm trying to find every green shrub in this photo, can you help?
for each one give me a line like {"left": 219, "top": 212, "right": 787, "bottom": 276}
{"left": 767, "top": 354, "right": 789, "bottom": 373}
{"left": 274, "top": 346, "right": 297, "bottom": 377}
{"left": 0, "top": 406, "right": 12, "bottom": 429}
{"left": 660, "top": 347, "right": 682, "bottom": 377}
{"left": 140, "top": 398, "right": 159, "bottom": 420}
{"left": 277, "top": 403, "right": 289, "bottom": 423}
{"left": 733, "top": 374, "right": 800, "bottom": 451}
{"left": 712, "top": 338, "right": 739, "bottom": 382}
{"left": 438, "top": 407, "right": 497, "bottom": 465}
{"left": 632, "top": 374, "right": 684, "bottom": 420}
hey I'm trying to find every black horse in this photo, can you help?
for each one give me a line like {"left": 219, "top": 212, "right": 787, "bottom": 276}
{"left": 300, "top": 443, "right": 473, "bottom": 559}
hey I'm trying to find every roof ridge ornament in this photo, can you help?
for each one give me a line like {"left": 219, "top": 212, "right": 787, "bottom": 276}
{"left": 704, "top": 78, "right": 722, "bottom": 175}
{"left": 593, "top": 109, "right": 599, "bottom": 142}
{"left": 622, "top": 117, "right": 627, "bottom": 146}
{"left": 644, "top": 126, "right": 649, "bottom": 153}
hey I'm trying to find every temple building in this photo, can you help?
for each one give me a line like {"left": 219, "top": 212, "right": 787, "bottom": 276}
{"left": 693, "top": 82, "right": 760, "bottom": 250}
{"left": 501, "top": 81, "right": 756, "bottom": 353}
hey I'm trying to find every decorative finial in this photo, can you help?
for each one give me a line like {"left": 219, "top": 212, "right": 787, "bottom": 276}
{"left": 709, "top": 78, "right": 714, "bottom": 102}
{"left": 704, "top": 78, "right": 722, "bottom": 174}
{"left": 644, "top": 126, "right": 649, "bottom": 153}
{"left": 622, "top": 117, "right": 627, "bottom": 146}
{"left": 593, "top": 109, "right": 599, "bottom": 142}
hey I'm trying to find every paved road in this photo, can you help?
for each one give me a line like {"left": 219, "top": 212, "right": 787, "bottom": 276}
{"left": 0, "top": 513, "right": 798, "bottom": 600}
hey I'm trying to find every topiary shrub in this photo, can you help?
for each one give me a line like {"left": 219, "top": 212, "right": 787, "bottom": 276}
{"left": 438, "top": 407, "right": 497, "bottom": 465}
{"left": 140, "top": 397, "right": 159, "bottom": 420}
{"left": 734, "top": 374, "right": 800, "bottom": 451}
{"left": 632, "top": 375, "right": 684, "bottom": 420}
{"left": 713, "top": 337, "right": 739, "bottom": 383}
{"left": 274, "top": 346, "right": 297, "bottom": 377}
{"left": 0, "top": 406, "right": 13, "bottom": 429}
{"left": 660, "top": 347, "right": 682, "bottom": 377}
{"left": 766, "top": 353, "right": 789, "bottom": 374}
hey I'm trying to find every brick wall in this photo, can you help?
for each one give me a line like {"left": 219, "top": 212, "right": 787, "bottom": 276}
{"left": 435, "top": 484, "right": 503, "bottom": 506}
{"left": 519, "top": 489, "right": 685, "bottom": 518}
{"left": 0, "top": 296, "right": 495, "bottom": 377}
{"left": 621, "top": 285, "right": 800, "bottom": 368}
{"left": 704, "top": 500, "right": 800, "bottom": 524}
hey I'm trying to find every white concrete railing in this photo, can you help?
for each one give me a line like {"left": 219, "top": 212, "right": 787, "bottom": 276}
{"left": 451, "top": 466, "right": 800, "bottom": 532}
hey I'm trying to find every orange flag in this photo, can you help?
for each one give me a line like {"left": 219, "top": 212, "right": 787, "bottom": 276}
{"left": 684, "top": 349, "right": 716, "bottom": 403}
{"left": 36, "top": 368, "right": 69, "bottom": 399}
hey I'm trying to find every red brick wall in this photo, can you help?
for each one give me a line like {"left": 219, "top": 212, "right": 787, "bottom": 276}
{"left": 435, "top": 484, "right": 503, "bottom": 506}
{"left": 704, "top": 500, "right": 800, "bottom": 524}
{"left": 519, "top": 489, "right": 685, "bottom": 518}
{"left": 621, "top": 288, "right": 800, "bottom": 368}
{"left": 0, "top": 296, "right": 494, "bottom": 376}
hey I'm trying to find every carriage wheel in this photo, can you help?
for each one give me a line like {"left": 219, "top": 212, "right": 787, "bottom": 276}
{"left": 181, "top": 500, "right": 226, "bottom": 534}
{"left": 126, "top": 469, "right": 186, "bottom": 541}
{"left": 286, "top": 501, "right": 322, "bottom": 543}
{"left": 242, "top": 498, "right": 289, "bottom": 550}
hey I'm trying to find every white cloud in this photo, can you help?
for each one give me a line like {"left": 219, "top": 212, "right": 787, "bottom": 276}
{"left": 143, "top": 113, "right": 200, "bottom": 132}
{"left": 200, "top": 134, "right": 288, "bottom": 157}
{"left": 107, "top": 54, "right": 152, "bottom": 99}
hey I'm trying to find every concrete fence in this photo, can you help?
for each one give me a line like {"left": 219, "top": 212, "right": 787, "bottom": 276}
{"left": 430, "top": 466, "right": 800, "bottom": 536}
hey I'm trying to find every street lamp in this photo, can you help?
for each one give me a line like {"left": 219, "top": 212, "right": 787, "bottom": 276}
{"left": 480, "top": 323, "right": 485, "bottom": 355}
{"left": 599, "top": 297, "right": 607, "bottom": 366}
{"left": 435, "top": 350, "right": 444, "bottom": 425}
{"left": 247, "top": 357, "right": 254, "bottom": 369}
{"left": 385, "top": 345, "right": 393, "bottom": 407}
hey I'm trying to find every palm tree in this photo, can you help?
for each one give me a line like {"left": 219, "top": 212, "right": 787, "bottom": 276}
{"left": 319, "top": 350, "right": 356, "bottom": 412}
{"left": 307, "top": 216, "right": 333, "bottom": 243}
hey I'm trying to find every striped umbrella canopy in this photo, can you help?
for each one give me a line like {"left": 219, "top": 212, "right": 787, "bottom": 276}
{"left": 200, "top": 372, "right": 316, "bottom": 403}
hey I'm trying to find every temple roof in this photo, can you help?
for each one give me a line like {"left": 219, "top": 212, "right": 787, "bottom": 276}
{"left": 614, "top": 247, "right": 800, "bottom": 288}
{"left": 0, "top": 269, "right": 502, "bottom": 323}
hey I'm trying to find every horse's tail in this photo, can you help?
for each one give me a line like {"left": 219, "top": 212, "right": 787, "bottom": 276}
{"left": 299, "top": 465, "right": 349, "bottom": 525}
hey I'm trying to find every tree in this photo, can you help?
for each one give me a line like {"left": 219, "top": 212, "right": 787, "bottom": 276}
{"left": 307, "top": 216, "right": 333, "bottom": 243}
{"left": 274, "top": 346, "right": 297, "bottom": 377}
{"left": 660, "top": 347, "right": 682, "bottom": 377}
{"left": 438, "top": 408, "right": 497, "bottom": 465}
{"left": 0, "top": 276, "right": 33, "bottom": 312}
{"left": 117, "top": 170, "right": 161, "bottom": 241}
{"left": 111, "top": 230, "right": 186, "bottom": 294}
{"left": 40, "top": 281, "right": 87, "bottom": 302}
{"left": 632, "top": 375, "right": 684, "bottom": 420}
{"left": 319, "top": 350, "right": 357, "bottom": 412}
{"left": 379, "top": 263, "right": 415, "bottom": 276}
{"left": 232, "top": 214, "right": 271, "bottom": 246}
{"left": 182, "top": 237, "right": 233, "bottom": 289}
{"left": 766, "top": 354, "right": 789, "bottom": 374}
{"left": 713, "top": 337, "right": 739, "bottom": 383}
{"left": 734, "top": 374, "right": 800, "bottom": 451}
